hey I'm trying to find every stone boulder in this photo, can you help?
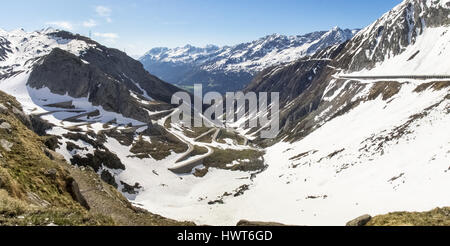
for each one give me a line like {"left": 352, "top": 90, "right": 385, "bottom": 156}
{"left": 346, "top": 214, "right": 372, "bottom": 226}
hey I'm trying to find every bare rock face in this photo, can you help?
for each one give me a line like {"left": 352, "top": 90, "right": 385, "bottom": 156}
{"left": 337, "top": 0, "right": 450, "bottom": 72}
{"left": 346, "top": 215, "right": 372, "bottom": 226}
{"left": 67, "top": 178, "right": 90, "bottom": 210}
{"left": 0, "top": 36, "right": 11, "bottom": 61}
{"left": 0, "top": 139, "right": 13, "bottom": 152}
{"left": 11, "top": 106, "right": 31, "bottom": 128}
{"left": 245, "top": 43, "right": 347, "bottom": 141}
{"left": 28, "top": 48, "right": 153, "bottom": 123}
{"left": 0, "top": 122, "right": 11, "bottom": 132}
{"left": 0, "top": 104, "right": 7, "bottom": 114}
{"left": 246, "top": 43, "right": 345, "bottom": 106}
{"left": 27, "top": 31, "right": 184, "bottom": 123}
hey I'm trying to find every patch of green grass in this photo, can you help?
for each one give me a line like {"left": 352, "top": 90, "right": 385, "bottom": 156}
{"left": 197, "top": 134, "right": 213, "bottom": 143}
{"left": 130, "top": 133, "right": 188, "bottom": 161}
{"left": 191, "top": 145, "right": 208, "bottom": 157}
{"left": 183, "top": 127, "right": 211, "bottom": 139}
{"left": 0, "top": 190, "right": 114, "bottom": 226}
{"left": 204, "top": 148, "right": 265, "bottom": 171}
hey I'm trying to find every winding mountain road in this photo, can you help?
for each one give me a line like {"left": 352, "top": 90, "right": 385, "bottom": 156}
{"left": 169, "top": 128, "right": 220, "bottom": 174}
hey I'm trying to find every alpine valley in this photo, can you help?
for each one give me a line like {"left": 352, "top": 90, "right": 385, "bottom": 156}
{"left": 0, "top": 0, "right": 449, "bottom": 226}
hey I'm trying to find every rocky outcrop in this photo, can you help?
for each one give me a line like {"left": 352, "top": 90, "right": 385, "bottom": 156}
{"left": 67, "top": 178, "right": 90, "bottom": 210}
{"left": 346, "top": 215, "right": 372, "bottom": 226}
{"left": 28, "top": 48, "right": 154, "bottom": 123}
{"left": 70, "top": 149, "right": 125, "bottom": 172}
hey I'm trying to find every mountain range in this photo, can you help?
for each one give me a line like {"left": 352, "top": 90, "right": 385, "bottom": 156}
{"left": 140, "top": 27, "right": 359, "bottom": 93}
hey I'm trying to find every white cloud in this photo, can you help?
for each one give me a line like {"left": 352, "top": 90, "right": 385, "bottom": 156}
{"left": 45, "top": 21, "right": 73, "bottom": 30}
{"left": 94, "top": 32, "right": 119, "bottom": 39}
{"left": 83, "top": 19, "right": 98, "bottom": 28}
{"left": 96, "top": 5, "right": 112, "bottom": 16}
{"left": 95, "top": 6, "right": 113, "bottom": 23}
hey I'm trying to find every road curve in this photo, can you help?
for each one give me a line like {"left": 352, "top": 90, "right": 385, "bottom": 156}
{"left": 194, "top": 128, "right": 216, "bottom": 141}
{"left": 169, "top": 128, "right": 220, "bottom": 174}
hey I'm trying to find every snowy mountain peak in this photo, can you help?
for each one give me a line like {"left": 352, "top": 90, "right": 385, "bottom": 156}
{"left": 331, "top": 26, "right": 341, "bottom": 31}
{"left": 40, "top": 27, "right": 59, "bottom": 34}
{"left": 140, "top": 27, "right": 359, "bottom": 93}
{"left": 142, "top": 27, "right": 359, "bottom": 74}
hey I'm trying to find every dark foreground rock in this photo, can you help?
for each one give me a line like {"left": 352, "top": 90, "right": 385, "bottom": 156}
{"left": 346, "top": 215, "right": 372, "bottom": 226}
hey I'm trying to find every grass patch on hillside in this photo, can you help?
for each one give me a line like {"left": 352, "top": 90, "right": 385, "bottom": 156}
{"left": 217, "top": 129, "right": 245, "bottom": 145}
{"left": 191, "top": 145, "right": 208, "bottom": 157}
{"left": 178, "top": 145, "right": 209, "bottom": 163}
{"left": 183, "top": 126, "right": 211, "bottom": 139}
{"left": 0, "top": 113, "right": 81, "bottom": 208}
{"left": 204, "top": 148, "right": 265, "bottom": 172}
{"left": 197, "top": 134, "right": 213, "bottom": 143}
{"left": 0, "top": 91, "right": 115, "bottom": 225}
{"left": 367, "top": 207, "right": 450, "bottom": 226}
{"left": 0, "top": 190, "right": 114, "bottom": 226}
{"left": 130, "top": 132, "right": 188, "bottom": 161}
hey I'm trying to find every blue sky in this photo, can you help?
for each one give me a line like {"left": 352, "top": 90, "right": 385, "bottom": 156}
{"left": 0, "top": 0, "right": 402, "bottom": 56}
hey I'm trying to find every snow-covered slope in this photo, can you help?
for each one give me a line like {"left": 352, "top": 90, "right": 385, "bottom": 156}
{"left": 140, "top": 27, "right": 358, "bottom": 93}
{"left": 215, "top": 0, "right": 450, "bottom": 226}
{"left": 183, "top": 82, "right": 449, "bottom": 226}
